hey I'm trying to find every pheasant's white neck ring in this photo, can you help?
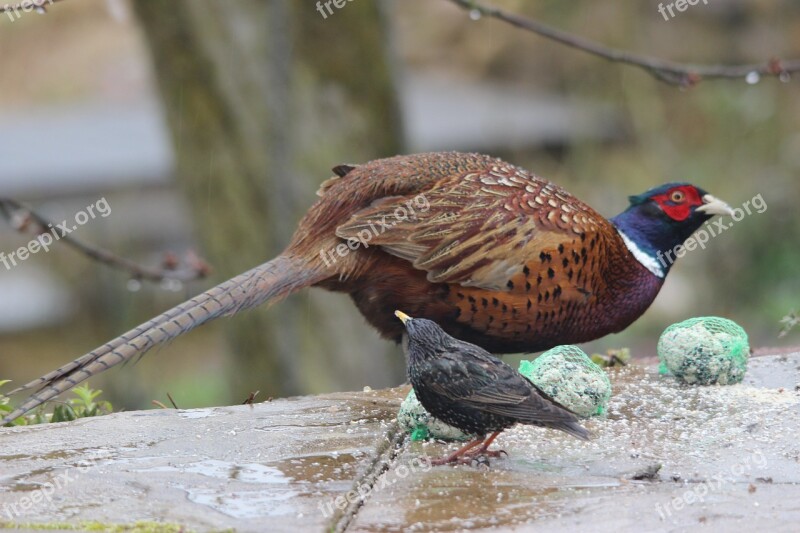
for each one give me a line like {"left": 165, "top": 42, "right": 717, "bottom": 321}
{"left": 616, "top": 229, "right": 665, "bottom": 279}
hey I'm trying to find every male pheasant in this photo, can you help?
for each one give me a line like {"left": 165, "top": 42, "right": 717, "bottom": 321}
{"left": 396, "top": 310, "right": 589, "bottom": 465}
{"left": 2, "top": 152, "right": 732, "bottom": 425}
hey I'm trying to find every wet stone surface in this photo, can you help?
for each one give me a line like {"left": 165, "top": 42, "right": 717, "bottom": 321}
{"left": 354, "top": 353, "right": 800, "bottom": 531}
{"left": 1, "top": 353, "right": 799, "bottom": 532}
{"left": 0, "top": 391, "right": 403, "bottom": 532}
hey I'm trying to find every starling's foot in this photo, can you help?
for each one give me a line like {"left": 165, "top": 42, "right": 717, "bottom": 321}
{"left": 430, "top": 448, "right": 508, "bottom": 466}
{"left": 467, "top": 448, "right": 508, "bottom": 459}
{"left": 429, "top": 432, "right": 508, "bottom": 466}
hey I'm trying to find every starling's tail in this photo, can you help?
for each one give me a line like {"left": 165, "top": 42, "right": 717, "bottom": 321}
{"left": 524, "top": 382, "right": 592, "bottom": 441}
{"left": 555, "top": 419, "right": 591, "bottom": 441}
{"left": 2, "top": 255, "right": 323, "bottom": 426}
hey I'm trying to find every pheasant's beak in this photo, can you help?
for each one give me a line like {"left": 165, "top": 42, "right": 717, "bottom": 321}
{"left": 394, "top": 310, "right": 412, "bottom": 324}
{"left": 697, "top": 194, "right": 734, "bottom": 216}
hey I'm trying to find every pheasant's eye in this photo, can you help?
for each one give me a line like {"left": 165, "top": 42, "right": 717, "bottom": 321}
{"left": 670, "top": 190, "right": 685, "bottom": 203}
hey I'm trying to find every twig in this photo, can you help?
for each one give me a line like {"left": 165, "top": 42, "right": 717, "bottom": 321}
{"left": 242, "top": 391, "right": 260, "bottom": 405}
{"left": 447, "top": 0, "right": 800, "bottom": 87}
{"left": 0, "top": 197, "right": 211, "bottom": 283}
{"left": 167, "top": 392, "right": 179, "bottom": 409}
{"left": 8, "top": 0, "right": 796, "bottom": 87}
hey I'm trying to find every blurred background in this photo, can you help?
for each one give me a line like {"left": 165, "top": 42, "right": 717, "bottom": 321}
{"left": 0, "top": 0, "right": 798, "bottom": 412}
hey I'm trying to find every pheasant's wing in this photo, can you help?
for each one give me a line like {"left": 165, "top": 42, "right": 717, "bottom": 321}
{"left": 335, "top": 160, "right": 612, "bottom": 299}
{"left": 423, "top": 349, "right": 580, "bottom": 426}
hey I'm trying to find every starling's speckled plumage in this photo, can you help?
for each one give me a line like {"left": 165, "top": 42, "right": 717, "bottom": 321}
{"left": 396, "top": 310, "right": 589, "bottom": 465}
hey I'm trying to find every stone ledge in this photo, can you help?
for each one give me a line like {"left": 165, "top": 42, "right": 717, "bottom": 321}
{"left": 1, "top": 354, "right": 799, "bottom": 532}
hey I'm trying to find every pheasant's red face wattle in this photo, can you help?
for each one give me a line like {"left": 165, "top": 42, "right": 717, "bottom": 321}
{"left": 651, "top": 185, "right": 704, "bottom": 221}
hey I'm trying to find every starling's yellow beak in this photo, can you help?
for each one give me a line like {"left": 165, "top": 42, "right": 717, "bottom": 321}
{"left": 394, "top": 310, "right": 412, "bottom": 324}
{"left": 697, "top": 194, "right": 734, "bottom": 216}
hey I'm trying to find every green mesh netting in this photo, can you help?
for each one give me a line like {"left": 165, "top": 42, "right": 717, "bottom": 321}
{"left": 397, "top": 389, "right": 471, "bottom": 441}
{"left": 657, "top": 316, "right": 749, "bottom": 385}
{"left": 518, "top": 345, "right": 612, "bottom": 417}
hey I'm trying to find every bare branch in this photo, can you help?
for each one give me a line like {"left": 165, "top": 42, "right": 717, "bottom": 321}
{"left": 447, "top": 0, "right": 799, "bottom": 87}
{"left": 7, "top": 0, "right": 796, "bottom": 87}
{"left": 166, "top": 392, "right": 180, "bottom": 409}
{"left": 0, "top": 197, "right": 211, "bottom": 283}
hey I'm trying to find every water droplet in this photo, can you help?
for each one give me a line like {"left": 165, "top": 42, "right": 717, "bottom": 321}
{"left": 745, "top": 71, "right": 760, "bottom": 85}
{"left": 779, "top": 71, "right": 791, "bottom": 83}
{"left": 469, "top": 8, "right": 482, "bottom": 20}
{"left": 127, "top": 279, "right": 141, "bottom": 292}
{"left": 35, "top": 6, "right": 47, "bottom": 14}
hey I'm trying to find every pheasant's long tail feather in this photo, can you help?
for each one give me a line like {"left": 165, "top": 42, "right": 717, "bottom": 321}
{"left": 2, "top": 255, "right": 321, "bottom": 425}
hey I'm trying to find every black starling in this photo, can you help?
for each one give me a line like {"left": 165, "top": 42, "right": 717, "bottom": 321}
{"left": 395, "top": 310, "right": 590, "bottom": 465}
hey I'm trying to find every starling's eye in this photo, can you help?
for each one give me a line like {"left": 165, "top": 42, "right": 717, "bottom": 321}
{"left": 670, "top": 190, "right": 685, "bottom": 203}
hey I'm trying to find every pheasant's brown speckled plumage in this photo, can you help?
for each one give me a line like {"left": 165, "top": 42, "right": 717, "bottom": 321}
{"left": 3, "top": 152, "right": 722, "bottom": 425}
{"left": 324, "top": 153, "right": 661, "bottom": 352}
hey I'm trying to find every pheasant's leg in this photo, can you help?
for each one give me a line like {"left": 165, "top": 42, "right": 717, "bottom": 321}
{"left": 430, "top": 437, "right": 486, "bottom": 466}
{"left": 464, "top": 431, "right": 507, "bottom": 459}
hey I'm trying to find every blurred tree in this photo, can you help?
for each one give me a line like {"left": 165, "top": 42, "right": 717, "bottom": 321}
{"left": 134, "top": 0, "right": 405, "bottom": 398}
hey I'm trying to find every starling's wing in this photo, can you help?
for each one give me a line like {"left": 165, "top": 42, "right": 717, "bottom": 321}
{"left": 425, "top": 350, "right": 581, "bottom": 426}
{"left": 335, "top": 160, "right": 611, "bottom": 299}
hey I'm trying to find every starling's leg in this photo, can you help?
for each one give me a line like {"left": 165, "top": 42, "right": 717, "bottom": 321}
{"left": 464, "top": 431, "right": 507, "bottom": 459}
{"left": 430, "top": 437, "right": 486, "bottom": 465}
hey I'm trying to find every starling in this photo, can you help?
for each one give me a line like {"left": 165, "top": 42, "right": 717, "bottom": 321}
{"left": 395, "top": 310, "right": 590, "bottom": 465}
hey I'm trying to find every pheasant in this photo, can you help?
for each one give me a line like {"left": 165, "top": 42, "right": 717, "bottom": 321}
{"left": 395, "top": 310, "right": 589, "bottom": 465}
{"left": 1, "top": 152, "right": 732, "bottom": 425}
